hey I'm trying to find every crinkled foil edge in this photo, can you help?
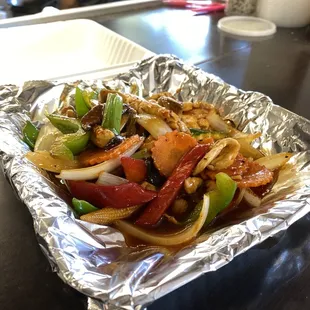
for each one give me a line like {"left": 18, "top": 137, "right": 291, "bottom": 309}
{"left": 0, "top": 55, "right": 310, "bottom": 310}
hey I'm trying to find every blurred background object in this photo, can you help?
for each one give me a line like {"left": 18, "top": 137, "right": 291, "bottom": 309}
{"left": 6, "top": 0, "right": 43, "bottom": 14}
{"left": 256, "top": 0, "right": 310, "bottom": 28}
{"left": 59, "top": 0, "right": 78, "bottom": 9}
{"left": 0, "top": 4, "right": 7, "bottom": 18}
{"left": 217, "top": 15, "right": 276, "bottom": 37}
{"left": 4, "top": 0, "right": 125, "bottom": 15}
{"left": 162, "top": 0, "right": 226, "bottom": 14}
{"left": 225, "top": 0, "right": 257, "bottom": 16}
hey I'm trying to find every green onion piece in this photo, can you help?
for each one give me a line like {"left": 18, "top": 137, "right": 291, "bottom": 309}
{"left": 75, "top": 87, "right": 90, "bottom": 118}
{"left": 81, "top": 90, "right": 99, "bottom": 109}
{"left": 90, "top": 90, "right": 99, "bottom": 100}
{"left": 190, "top": 128, "right": 209, "bottom": 135}
{"left": 102, "top": 93, "right": 123, "bottom": 134}
{"left": 72, "top": 198, "right": 98, "bottom": 216}
{"left": 22, "top": 121, "right": 39, "bottom": 149}
{"left": 190, "top": 128, "right": 227, "bottom": 140}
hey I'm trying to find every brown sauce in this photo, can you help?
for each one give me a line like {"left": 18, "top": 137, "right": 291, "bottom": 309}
{"left": 52, "top": 170, "right": 279, "bottom": 250}
{"left": 118, "top": 177, "right": 280, "bottom": 249}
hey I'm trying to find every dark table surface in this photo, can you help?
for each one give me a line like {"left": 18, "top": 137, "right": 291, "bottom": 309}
{"left": 1, "top": 6, "right": 310, "bottom": 310}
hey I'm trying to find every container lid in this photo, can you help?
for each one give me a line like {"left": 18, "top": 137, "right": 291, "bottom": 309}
{"left": 0, "top": 19, "right": 152, "bottom": 84}
{"left": 217, "top": 16, "right": 277, "bottom": 37}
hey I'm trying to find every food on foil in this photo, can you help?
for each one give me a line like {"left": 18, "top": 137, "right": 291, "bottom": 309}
{"left": 24, "top": 86, "right": 292, "bottom": 247}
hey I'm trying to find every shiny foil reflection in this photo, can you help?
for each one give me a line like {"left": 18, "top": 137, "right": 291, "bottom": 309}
{"left": 0, "top": 55, "right": 310, "bottom": 310}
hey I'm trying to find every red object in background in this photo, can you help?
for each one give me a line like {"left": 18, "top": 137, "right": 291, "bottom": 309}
{"left": 162, "top": 0, "right": 225, "bottom": 13}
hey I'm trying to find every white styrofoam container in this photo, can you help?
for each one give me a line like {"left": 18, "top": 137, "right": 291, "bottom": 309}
{"left": 0, "top": 19, "right": 154, "bottom": 84}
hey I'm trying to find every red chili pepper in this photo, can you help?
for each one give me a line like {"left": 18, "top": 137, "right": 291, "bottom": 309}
{"left": 135, "top": 143, "right": 211, "bottom": 226}
{"left": 67, "top": 181, "right": 157, "bottom": 209}
{"left": 121, "top": 157, "right": 147, "bottom": 183}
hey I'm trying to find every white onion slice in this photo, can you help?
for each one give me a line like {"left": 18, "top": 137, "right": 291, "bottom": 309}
{"left": 243, "top": 189, "right": 261, "bottom": 208}
{"left": 96, "top": 172, "right": 128, "bottom": 185}
{"left": 137, "top": 113, "right": 172, "bottom": 139}
{"left": 114, "top": 194, "right": 210, "bottom": 246}
{"left": 235, "top": 138, "right": 263, "bottom": 159}
{"left": 233, "top": 132, "right": 261, "bottom": 144}
{"left": 34, "top": 123, "right": 62, "bottom": 152}
{"left": 57, "top": 138, "right": 143, "bottom": 180}
{"left": 255, "top": 153, "right": 292, "bottom": 171}
{"left": 206, "top": 109, "right": 231, "bottom": 133}
{"left": 235, "top": 188, "right": 246, "bottom": 207}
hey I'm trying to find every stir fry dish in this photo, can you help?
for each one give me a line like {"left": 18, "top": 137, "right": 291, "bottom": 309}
{"left": 24, "top": 86, "right": 292, "bottom": 246}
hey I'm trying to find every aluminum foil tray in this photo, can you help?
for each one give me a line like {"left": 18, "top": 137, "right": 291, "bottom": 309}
{"left": 0, "top": 55, "right": 310, "bottom": 310}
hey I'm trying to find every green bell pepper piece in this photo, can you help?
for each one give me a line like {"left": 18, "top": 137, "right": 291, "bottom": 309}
{"left": 205, "top": 172, "right": 237, "bottom": 225}
{"left": 75, "top": 87, "right": 90, "bottom": 118}
{"left": 50, "top": 141, "right": 74, "bottom": 160}
{"left": 22, "top": 121, "right": 39, "bottom": 149}
{"left": 62, "top": 131, "right": 90, "bottom": 155}
{"left": 102, "top": 93, "right": 123, "bottom": 135}
{"left": 46, "top": 114, "right": 80, "bottom": 134}
{"left": 50, "top": 131, "right": 90, "bottom": 160}
{"left": 72, "top": 198, "right": 98, "bottom": 216}
{"left": 46, "top": 112, "right": 90, "bottom": 159}
{"left": 173, "top": 173, "right": 236, "bottom": 227}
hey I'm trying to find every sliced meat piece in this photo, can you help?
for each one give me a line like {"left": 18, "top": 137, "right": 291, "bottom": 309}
{"left": 81, "top": 104, "right": 104, "bottom": 131}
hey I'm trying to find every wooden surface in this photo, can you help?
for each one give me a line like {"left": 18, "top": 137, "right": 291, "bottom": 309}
{"left": 1, "top": 6, "right": 310, "bottom": 310}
